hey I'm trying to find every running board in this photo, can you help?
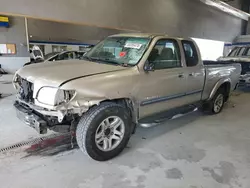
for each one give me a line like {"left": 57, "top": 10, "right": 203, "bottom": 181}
{"left": 139, "top": 106, "right": 198, "bottom": 128}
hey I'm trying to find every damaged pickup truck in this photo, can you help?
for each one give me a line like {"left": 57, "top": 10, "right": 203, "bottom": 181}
{"left": 13, "top": 33, "right": 241, "bottom": 161}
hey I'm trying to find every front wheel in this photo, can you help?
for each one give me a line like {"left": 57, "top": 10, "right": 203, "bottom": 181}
{"left": 76, "top": 102, "right": 131, "bottom": 161}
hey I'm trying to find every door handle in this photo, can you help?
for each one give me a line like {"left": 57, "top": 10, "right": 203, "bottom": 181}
{"left": 189, "top": 73, "right": 195, "bottom": 76}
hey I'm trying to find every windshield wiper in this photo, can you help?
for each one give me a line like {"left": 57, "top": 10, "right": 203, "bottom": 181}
{"left": 82, "top": 56, "right": 111, "bottom": 64}
{"left": 83, "top": 56, "right": 131, "bottom": 67}
{"left": 93, "top": 58, "right": 131, "bottom": 67}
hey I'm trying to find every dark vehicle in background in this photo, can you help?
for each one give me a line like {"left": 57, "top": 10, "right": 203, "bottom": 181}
{"left": 24, "top": 50, "right": 88, "bottom": 66}
{"left": 218, "top": 46, "right": 250, "bottom": 86}
{"left": 44, "top": 51, "right": 87, "bottom": 62}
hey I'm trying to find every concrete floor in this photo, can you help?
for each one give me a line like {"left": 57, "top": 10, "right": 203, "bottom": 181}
{"left": 0, "top": 88, "right": 250, "bottom": 188}
{"left": 0, "top": 74, "right": 15, "bottom": 95}
{"left": 0, "top": 75, "right": 55, "bottom": 148}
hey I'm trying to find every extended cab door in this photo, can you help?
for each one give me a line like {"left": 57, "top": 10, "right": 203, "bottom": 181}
{"left": 139, "top": 38, "right": 189, "bottom": 118}
{"left": 181, "top": 40, "right": 205, "bottom": 103}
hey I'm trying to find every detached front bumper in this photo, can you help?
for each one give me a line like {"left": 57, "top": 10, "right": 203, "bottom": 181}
{"left": 14, "top": 101, "right": 48, "bottom": 134}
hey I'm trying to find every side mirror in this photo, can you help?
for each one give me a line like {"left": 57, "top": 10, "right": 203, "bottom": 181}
{"left": 144, "top": 61, "right": 155, "bottom": 72}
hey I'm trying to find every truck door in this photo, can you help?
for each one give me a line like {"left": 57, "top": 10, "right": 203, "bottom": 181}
{"left": 181, "top": 40, "right": 205, "bottom": 103}
{"left": 139, "top": 39, "right": 188, "bottom": 118}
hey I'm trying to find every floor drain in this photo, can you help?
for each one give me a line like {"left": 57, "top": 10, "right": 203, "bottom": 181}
{"left": 0, "top": 133, "right": 69, "bottom": 153}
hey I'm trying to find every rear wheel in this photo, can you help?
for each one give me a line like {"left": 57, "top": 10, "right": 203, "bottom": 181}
{"left": 203, "top": 88, "right": 226, "bottom": 114}
{"left": 212, "top": 92, "right": 224, "bottom": 114}
{"left": 76, "top": 102, "right": 131, "bottom": 161}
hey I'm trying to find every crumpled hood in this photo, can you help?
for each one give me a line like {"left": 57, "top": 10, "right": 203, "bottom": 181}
{"left": 16, "top": 60, "right": 127, "bottom": 87}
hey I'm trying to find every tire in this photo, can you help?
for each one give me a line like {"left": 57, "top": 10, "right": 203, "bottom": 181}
{"left": 204, "top": 88, "right": 226, "bottom": 114}
{"left": 76, "top": 102, "right": 131, "bottom": 161}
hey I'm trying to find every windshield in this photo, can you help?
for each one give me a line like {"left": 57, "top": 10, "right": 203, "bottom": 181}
{"left": 84, "top": 37, "right": 150, "bottom": 66}
{"left": 227, "top": 47, "right": 239, "bottom": 57}
{"left": 44, "top": 52, "right": 59, "bottom": 60}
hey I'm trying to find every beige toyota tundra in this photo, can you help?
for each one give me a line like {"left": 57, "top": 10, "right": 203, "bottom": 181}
{"left": 13, "top": 33, "right": 241, "bottom": 161}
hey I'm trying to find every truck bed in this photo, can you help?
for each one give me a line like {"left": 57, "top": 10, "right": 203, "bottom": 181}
{"left": 202, "top": 60, "right": 241, "bottom": 100}
{"left": 203, "top": 60, "right": 238, "bottom": 65}
{"left": 204, "top": 60, "right": 249, "bottom": 75}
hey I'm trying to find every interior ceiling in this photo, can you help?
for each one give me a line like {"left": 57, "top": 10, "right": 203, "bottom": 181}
{"left": 27, "top": 18, "right": 132, "bottom": 44}
{"left": 24, "top": 0, "right": 248, "bottom": 44}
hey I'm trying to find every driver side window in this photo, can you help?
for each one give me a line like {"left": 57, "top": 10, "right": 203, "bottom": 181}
{"left": 148, "top": 39, "right": 181, "bottom": 70}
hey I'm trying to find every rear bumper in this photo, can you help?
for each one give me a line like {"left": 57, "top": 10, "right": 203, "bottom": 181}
{"left": 14, "top": 101, "right": 48, "bottom": 134}
{"left": 239, "top": 75, "right": 250, "bottom": 87}
{"left": 239, "top": 79, "right": 250, "bottom": 87}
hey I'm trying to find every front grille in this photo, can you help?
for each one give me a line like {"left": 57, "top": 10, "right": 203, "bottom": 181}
{"left": 17, "top": 76, "right": 34, "bottom": 102}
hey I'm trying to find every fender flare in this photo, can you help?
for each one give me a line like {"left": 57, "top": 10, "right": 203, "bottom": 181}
{"left": 208, "top": 78, "right": 231, "bottom": 100}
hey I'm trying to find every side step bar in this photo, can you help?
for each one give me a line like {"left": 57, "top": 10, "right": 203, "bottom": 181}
{"left": 138, "top": 105, "right": 199, "bottom": 128}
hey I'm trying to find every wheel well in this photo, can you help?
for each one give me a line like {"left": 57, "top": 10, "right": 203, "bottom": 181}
{"left": 107, "top": 98, "right": 136, "bottom": 119}
{"left": 100, "top": 98, "right": 137, "bottom": 133}
{"left": 219, "top": 82, "right": 231, "bottom": 102}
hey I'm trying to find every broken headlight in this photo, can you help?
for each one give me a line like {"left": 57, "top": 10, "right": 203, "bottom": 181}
{"left": 37, "top": 87, "right": 75, "bottom": 106}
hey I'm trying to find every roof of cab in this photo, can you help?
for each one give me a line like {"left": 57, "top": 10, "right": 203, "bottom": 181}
{"left": 109, "top": 33, "right": 193, "bottom": 41}
{"left": 109, "top": 33, "right": 168, "bottom": 38}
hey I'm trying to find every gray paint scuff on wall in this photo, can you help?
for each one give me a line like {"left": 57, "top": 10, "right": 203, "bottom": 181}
{"left": 0, "top": 17, "right": 29, "bottom": 57}
{"left": 27, "top": 19, "right": 129, "bottom": 44}
{"left": 0, "top": 17, "right": 29, "bottom": 73}
{"left": 0, "top": 0, "right": 243, "bottom": 41}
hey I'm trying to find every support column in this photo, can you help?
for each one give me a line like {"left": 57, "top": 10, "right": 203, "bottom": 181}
{"left": 0, "top": 17, "right": 30, "bottom": 73}
{"left": 44, "top": 45, "right": 53, "bottom": 54}
{"left": 24, "top": 17, "right": 30, "bottom": 52}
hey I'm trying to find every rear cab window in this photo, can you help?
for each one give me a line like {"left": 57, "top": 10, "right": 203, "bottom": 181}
{"left": 181, "top": 40, "right": 199, "bottom": 67}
